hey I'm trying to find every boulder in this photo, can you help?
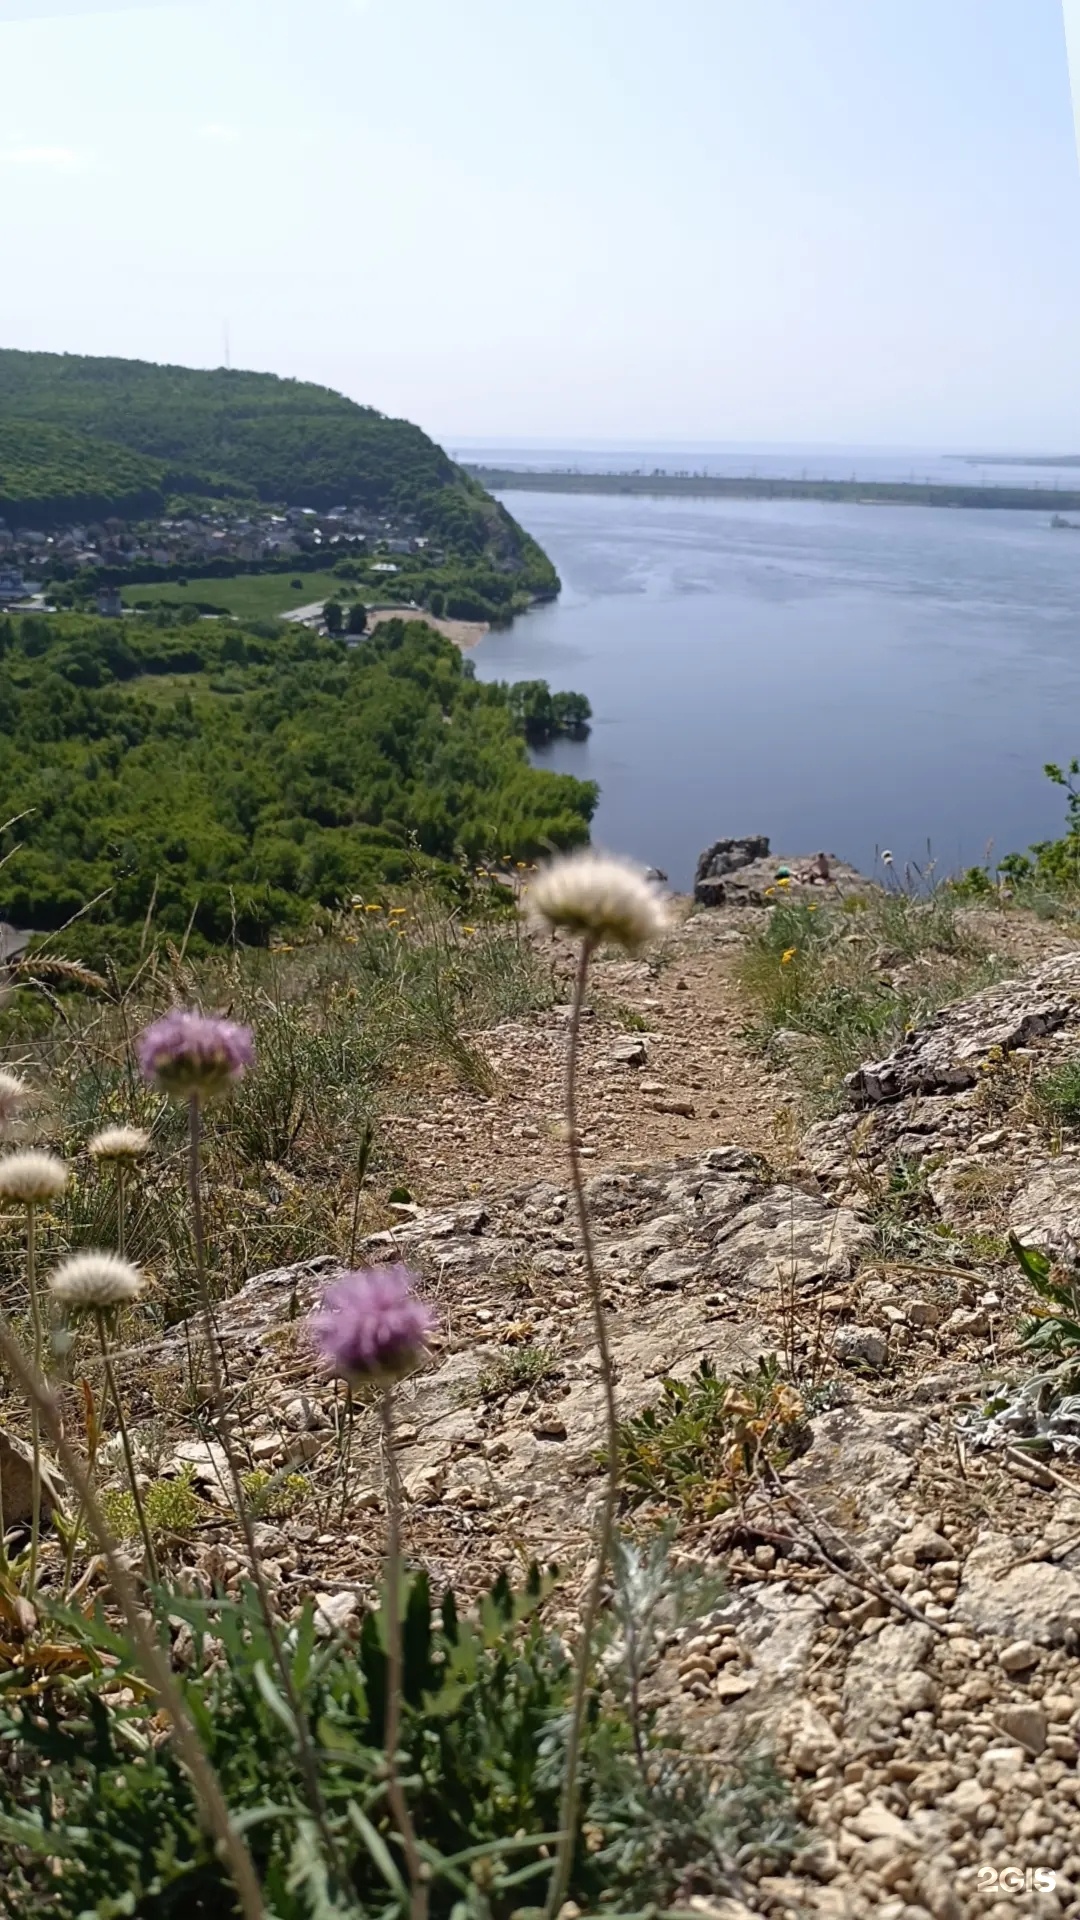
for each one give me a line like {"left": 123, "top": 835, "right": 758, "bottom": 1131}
{"left": 693, "top": 835, "right": 770, "bottom": 906}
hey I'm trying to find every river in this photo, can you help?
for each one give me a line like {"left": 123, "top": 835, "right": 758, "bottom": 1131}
{"left": 471, "top": 489, "right": 1080, "bottom": 891}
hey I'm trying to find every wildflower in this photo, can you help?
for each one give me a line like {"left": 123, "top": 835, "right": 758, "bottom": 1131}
{"left": 776, "top": 876, "right": 792, "bottom": 889}
{"left": 389, "top": 907, "right": 407, "bottom": 917}
{"left": 88, "top": 1126, "right": 150, "bottom": 1164}
{"left": 365, "top": 904, "right": 383, "bottom": 912}
{"left": 310, "top": 1264, "right": 434, "bottom": 1387}
{"left": 527, "top": 851, "right": 667, "bottom": 955}
{"left": 137, "top": 1009, "right": 254, "bottom": 1100}
{"left": 764, "top": 886, "right": 775, "bottom": 898}
{"left": 0, "top": 1071, "right": 28, "bottom": 1131}
{"left": 0, "top": 1150, "right": 68, "bottom": 1204}
{"left": 462, "top": 925, "right": 476, "bottom": 935}
{"left": 781, "top": 947, "right": 798, "bottom": 965}
{"left": 48, "top": 1251, "right": 145, "bottom": 1311}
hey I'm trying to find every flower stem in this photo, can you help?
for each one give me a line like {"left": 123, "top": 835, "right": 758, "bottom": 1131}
{"left": 0, "top": 1312, "right": 265, "bottom": 1920}
{"left": 116, "top": 1163, "right": 127, "bottom": 1261}
{"left": 380, "top": 1387, "right": 427, "bottom": 1920}
{"left": 544, "top": 936, "right": 619, "bottom": 1920}
{"left": 95, "top": 1310, "right": 158, "bottom": 1582}
{"left": 185, "top": 1095, "right": 342, "bottom": 1878}
{"left": 25, "top": 1202, "right": 42, "bottom": 1593}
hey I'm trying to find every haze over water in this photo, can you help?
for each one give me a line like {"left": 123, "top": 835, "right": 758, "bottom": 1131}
{"left": 471, "top": 474, "right": 1080, "bottom": 891}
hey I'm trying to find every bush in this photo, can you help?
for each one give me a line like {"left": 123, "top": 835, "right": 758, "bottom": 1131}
{"left": 0, "top": 1562, "right": 797, "bottom": 1917}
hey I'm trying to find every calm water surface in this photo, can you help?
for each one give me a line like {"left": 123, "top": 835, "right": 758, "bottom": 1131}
{"left": 471, "top": 491, "right": 1080, "bottom": 891}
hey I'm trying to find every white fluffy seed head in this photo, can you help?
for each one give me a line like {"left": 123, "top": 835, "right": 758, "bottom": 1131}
{"left": 88, "top": 1126, "right": 151, "bottom": 1164}
{"left": 48, "top": 1251, "right": 146, "bottom": 1311}
{"left": 0, "top": 1071, "right": 28, "bottom": 1131}
{"left": 526, "top": 851, "right": 668, "bottom": 955}
{"left": 0, "top": 1150, "right": 68, "bottom": 1204}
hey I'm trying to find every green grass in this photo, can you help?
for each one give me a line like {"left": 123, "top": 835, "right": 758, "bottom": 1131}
{"left": 0, "top": 902, "right": 559, "bottom": 1317}
{"left": 737, "top": 889, "right": 1000, "bottom": 1109}
{"left": 1035, "top": 1060, "right": 1080, "bottom": 1127}
{"left": 477, "top": 1344, "right": 561, "bottom": 1402}
{"left": 123, "top": 571, "right": 393, "bottom": 621}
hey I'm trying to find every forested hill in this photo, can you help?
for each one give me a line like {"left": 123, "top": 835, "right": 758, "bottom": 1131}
{"left": 0, "top": 610, "right": 596, "bottom": 966}
{"left": 0, "top": 350, "right": 554, "bottom": 587}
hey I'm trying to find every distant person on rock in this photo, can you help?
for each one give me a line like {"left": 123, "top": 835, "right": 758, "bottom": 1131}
{"left": 798, "top": 852, "right": 832, "bottom": 885}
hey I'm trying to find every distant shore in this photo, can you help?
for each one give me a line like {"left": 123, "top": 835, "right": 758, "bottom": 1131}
{"left": 464, "top": 465, "right": 1080, "bottom": 513}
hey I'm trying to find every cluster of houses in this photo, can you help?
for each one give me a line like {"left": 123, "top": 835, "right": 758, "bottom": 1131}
{"left": 0, "top": 503, "right": 434, "bottom": 611}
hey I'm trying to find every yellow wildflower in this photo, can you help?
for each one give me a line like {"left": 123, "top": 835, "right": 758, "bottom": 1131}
{"left": 365, "top": 904, "right": 383, "bottom": 912}
{"left": 776, "top": 876, "right": 791, "bottom": 889}
{"left": 462, "top": 925, "right": 476, "bottom": 935}
{"left": 781, "top": 947, "right": 797, "bottom": 965}
{"left": 764, "top": 886, "right": 775, "bottom": 898}
{"left": 389, "top": 907, "right": 408, "bottom": 917}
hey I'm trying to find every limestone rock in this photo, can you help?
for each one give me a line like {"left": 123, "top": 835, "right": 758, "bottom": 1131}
{"left": 999, "top": 1638, "right": 1040, "bottom": 1673}
{"left": 846, "top": 1802, "right": 917, "bottom": 1848}
{"left": 893, "top": 1521, "right": 955, "bottom": 1564}
{"left": 786, "top": 1404, "right": 921, "bottom": 1533}
{"left": 995, "top": 1703, "right": 1047, "bottom": 1754}
{"left": 0, "top": 1427, "right": 63, "bottom": 1527}
{"left": 833, "top": 1325, "right": 889, "bottom": 1369}
{"left": 313, "top": 1591, "right": 359, "bottom": 1637}
{"left": 780, "top": 1697, "right": 841, "bottom": 1774}
{"left": 712, "top": 1185, "right": 872, "bottom": 1294}
{"left": 1011, "top": 1160, "right": 1080, "bottom": 1256}
{"left": 847, "top": 952, "right": 1080, "bottom": 1105}
{"left": 956, "top": 1531, "right": 1080, "bottom": 1643}
{"left": 693, "top": 834, "right": 770, "bottom": 906}
{"left": 843, "top": 1621, "right": 934, "bottom": 1741}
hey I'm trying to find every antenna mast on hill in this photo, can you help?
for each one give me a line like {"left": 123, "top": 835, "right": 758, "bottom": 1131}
{"left": 223, "top": 321, "right": 231, "bottom": 370}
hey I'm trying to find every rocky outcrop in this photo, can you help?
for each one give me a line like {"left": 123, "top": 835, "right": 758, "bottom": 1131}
{"left": 693, "top": 835, "right": 872, "bottom": 908}
{"left": 846, "top": 952, "right": 1080, "bottom": 1105}
{"left": 694, "top": 835, "right": 770, "bottom": 906}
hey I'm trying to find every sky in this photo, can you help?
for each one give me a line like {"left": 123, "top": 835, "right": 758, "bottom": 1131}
{"left": 1, "top": 0, "right": 1080, "bottom": 448}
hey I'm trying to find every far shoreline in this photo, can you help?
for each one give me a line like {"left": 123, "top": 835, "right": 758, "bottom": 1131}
{"left": 466, "top": 465, "right": 1080, "bottom": 514}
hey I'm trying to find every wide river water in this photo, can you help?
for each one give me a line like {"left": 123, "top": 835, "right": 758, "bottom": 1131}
{"left": 471, "top": 490, "right": 1080, "bottom": 892}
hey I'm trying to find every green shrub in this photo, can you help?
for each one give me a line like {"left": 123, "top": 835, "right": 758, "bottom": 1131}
{"left": 97, "top": 1466, "right": 203, "bottom": 1543}
{"left": 0, "top": 1564, "right": 798, "bottom": 1917}
{"left": 615, "top": 1357, "right": 808, "bottom": 1519}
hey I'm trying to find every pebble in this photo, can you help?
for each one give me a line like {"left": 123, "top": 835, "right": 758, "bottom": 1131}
{"left": 1000, "top": 1639, "right": 1040, "bottom": 1673}
{"left": 995, "top": 1705, "right": 1048, "bottom": 1755}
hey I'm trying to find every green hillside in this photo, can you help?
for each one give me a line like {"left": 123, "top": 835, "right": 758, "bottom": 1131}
{"left": 0, "top": 350, "right": 555, "bottom": 591}
{"left": 0, "top": 609, "right": 595, "bottom": 965}
{"left": 0, "top": 419, "right": 169, "bottom": 525}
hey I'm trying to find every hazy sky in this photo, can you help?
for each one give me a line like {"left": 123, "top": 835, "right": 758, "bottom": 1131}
{"left": 2, "top": 0, "right": 1080, "bottom": 447}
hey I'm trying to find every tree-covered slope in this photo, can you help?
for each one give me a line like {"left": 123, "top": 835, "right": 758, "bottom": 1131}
{"left": 0, "top": 419, "right": 170, "bottom": 525}
{"left": 0, "top": 351, "right": 556, "bottom": 589}
{"left": 0, "top": 611, "right": 595, "bottom": 964}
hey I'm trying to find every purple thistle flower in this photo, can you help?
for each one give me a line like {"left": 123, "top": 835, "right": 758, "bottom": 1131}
{"left": 310, "top": 1265, "right": 434, "bottom": 1388}
{"left": 136, "top": 1008, "right": 254, "bottom": 1101}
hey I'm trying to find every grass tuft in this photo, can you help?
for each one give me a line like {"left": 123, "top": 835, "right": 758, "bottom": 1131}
{"left": 737, "top": 887, "right": 999, "bottom": 1108}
